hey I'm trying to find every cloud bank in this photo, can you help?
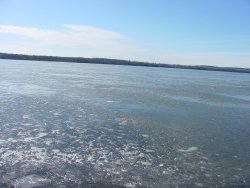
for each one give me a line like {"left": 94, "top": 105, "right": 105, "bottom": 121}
{"left": 0, "top": 24, "right": 250, "bottom": 68}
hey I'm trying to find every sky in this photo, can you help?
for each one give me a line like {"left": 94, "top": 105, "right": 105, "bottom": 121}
{"left": 0, "top": 0, "right": 250, "bottom": 68}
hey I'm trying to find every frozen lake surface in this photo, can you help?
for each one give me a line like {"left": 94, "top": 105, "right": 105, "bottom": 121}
{"left": 0, "top": 60, "right": 250, "bottom": 187}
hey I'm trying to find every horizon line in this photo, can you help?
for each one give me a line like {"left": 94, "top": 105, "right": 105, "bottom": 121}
{"left": 0, "top": 52, "right": 250, "bottom": 73}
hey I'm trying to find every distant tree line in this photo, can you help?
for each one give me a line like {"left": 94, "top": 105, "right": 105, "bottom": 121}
{"left": 0, "top": 52, "right": 249, "bottom": 73}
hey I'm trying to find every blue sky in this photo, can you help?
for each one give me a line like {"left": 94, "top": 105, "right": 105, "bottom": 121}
{"left": 0, "top": 0, "right": 250, "bottom": 67}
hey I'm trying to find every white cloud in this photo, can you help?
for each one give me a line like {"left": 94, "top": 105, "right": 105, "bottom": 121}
{"left": 0, "top": 24, "right": 124, "bottom": 47}
{"left": 0, "top": 24, "right": 250, "bottom": 68}
{"left": 0, "top": 24, "right": 153, "bottom": 60}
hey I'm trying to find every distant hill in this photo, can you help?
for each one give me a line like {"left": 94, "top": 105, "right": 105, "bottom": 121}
{"left": 0, "top": 52, "right": 249, "bottom": 73}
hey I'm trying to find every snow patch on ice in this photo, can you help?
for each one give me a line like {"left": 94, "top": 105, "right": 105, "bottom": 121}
{"left": 178, "top": 146, "right": 198, "bottom": 153}
{"left": 37, "top": 132, "right": 48, "bottom": 138}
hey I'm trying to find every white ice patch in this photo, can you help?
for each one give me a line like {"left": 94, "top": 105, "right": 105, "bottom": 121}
{"left": 37, "top": 132, "right": 48, "bottom": 138}
{"left": 106, "top": 100, "right": 114, "bottom": 103}
{"left": 22, "top": 123, "right": 32, "bottom": 126}
{"left": 141, "top": 161, "right": 152, "bottom": 166}
{"left": 23, "top": 137, "right": 37, "bottom": 143}
{"left": 125, "top": 182, "right": 137, "bottom": 188}
{"left": 12, "top": 174, "right": 51, "bottom": 188}
{"left": 116, "top": 117, "right": 128, "bottom": 126}
{"left": 145, "top": 149, "right": 154, "bottom": 153}
{"left": 53, "top": 112, "right": 60, "bottom": 116}
{"left": 7, "top": 139, "right": 17, "bottom": 144}
{"left": 17, "top": 132, "right": 27, "bottom": 136}
{"left": 52, "top": 130, "right": 60, "bottom": 134}
{"left": 142, "top": 134, "right": 149, "bottom": 138}
{"left": 178, "top": 146, "right": 198, "bottom": 153}
{"left": 52, "top": 149, "right": 61, "bottom": 154}
{"left": 22, "top": 114, "right": 30, "bottom": 119}
{"left": 45, "top": 140, "right": 53, "bottom": 145}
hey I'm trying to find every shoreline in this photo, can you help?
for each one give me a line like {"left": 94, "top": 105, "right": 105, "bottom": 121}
{"left": 1, "top": 52, "right": 250, "bottom": 73}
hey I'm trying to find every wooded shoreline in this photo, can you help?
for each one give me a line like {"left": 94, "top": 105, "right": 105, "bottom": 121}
{"left": 1, "top": 52, "right": 249, "bottom": 73}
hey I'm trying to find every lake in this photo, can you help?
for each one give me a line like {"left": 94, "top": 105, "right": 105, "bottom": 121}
{"left": 0, "top": 60, "right": 250, "bottom": 187}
